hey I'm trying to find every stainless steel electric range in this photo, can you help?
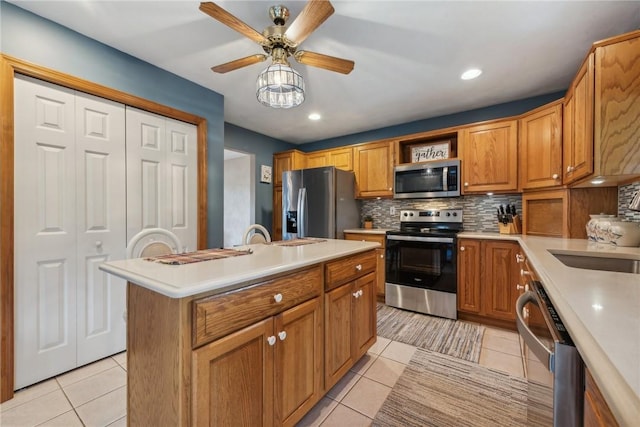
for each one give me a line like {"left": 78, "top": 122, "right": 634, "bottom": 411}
{"left": 385, "top": 209, "right": 463, "bottom": 320}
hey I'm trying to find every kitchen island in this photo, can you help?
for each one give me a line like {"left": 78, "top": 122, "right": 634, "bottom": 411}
{"left": 100, "top": 239, "right": 379, "bottom": 426}
{"left": 459, "top": 232, "right": 640, "bottom": 426}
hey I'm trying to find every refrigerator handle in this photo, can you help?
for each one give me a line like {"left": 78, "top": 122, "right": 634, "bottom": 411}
{"left": 297, "top": 187, "right": 307, "bottom": 238}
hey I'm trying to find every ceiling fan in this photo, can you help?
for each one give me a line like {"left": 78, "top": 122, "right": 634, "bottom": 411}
{"left": 199, "top": 0, "right": 355, "bottom": 108}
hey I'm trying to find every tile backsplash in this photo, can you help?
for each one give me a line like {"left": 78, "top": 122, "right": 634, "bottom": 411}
{"left": 362, "top": 181, "right": 640, "bottom": 233}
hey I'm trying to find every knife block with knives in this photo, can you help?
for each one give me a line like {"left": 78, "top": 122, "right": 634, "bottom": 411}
{"left": 497, "top": 204, "right": 521, "bottom": 234}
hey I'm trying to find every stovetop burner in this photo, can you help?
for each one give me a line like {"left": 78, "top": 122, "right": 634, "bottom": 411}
{"left": 387, "top": 209, "right": 463, "bottom": 237}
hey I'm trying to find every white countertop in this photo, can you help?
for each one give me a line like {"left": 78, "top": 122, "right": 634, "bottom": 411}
{"left": 459, "top": 232, "right": 640, "bottom": 425}
{"left": 100, "top": 239, "right": 379, "bottom": 299}
{"left": 344, "top": 228, "right": 396, "bottom": 235}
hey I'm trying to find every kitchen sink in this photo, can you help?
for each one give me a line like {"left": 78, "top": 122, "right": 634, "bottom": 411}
{"left": 549, "top": 250, "right": 640, "bottom": 274}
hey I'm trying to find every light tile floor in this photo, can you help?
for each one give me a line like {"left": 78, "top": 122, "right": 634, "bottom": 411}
{"left": 1, "top": 324, "right": 552, "bottom": 427}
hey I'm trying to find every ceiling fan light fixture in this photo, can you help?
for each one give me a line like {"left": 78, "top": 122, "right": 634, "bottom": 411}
{"left": 256, "top": 63, "right": 305, "bottom": 108}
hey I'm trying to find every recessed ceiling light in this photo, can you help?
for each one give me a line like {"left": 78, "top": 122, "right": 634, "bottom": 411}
{"left": 461, "top": 68, "right": 482, "bottom": 80}
{"left": 308, "top": 113, "right": 321, "bottom": 121}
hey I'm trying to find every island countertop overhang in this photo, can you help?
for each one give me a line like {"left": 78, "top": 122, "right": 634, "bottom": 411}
{"left": 99, "top": 239, "right": 380, "bottom": 299}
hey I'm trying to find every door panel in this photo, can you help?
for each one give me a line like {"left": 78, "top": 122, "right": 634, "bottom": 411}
{"left": 14, "top": 75, "right": 78, "bottom": 388}
{"left": 75, "top": 92, "right": 126, "bottom": 365}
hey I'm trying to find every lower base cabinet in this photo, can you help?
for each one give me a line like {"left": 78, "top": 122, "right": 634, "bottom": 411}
{"left": 457, "top": 239, "right": 520, "bottom": 326}
{"left": 325, "top": 272, "right": 377, "bottom": 390}
{"left": 192, "top": 297, "right": 323, "bottom": 427}
{"left": 584, "top": 368, "right": 619, "bottom": 427}
{"left": 343, "top": 232, "right": 386, "bottom": 300}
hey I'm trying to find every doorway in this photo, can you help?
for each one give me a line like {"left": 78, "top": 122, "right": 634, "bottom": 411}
{"left": 223, "top": 149, "right": 255, "bottom": 247}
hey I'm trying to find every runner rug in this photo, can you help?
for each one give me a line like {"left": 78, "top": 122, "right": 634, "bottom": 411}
{"left": 376, "top": 303, "right": 484, "bottom": 363}
{"left": 373, "top": 348, "right": 553, "bottom": 427}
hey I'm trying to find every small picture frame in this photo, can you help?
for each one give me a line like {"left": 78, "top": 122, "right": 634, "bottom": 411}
{"left": 260, "top": 165, "right": 272, "bottom": 183}
{"left": 411, "top": 142, "right": 450, "bottom": 163}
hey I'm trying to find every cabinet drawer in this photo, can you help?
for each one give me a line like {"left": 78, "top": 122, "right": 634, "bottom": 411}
{"left": 325, "top": 251, "right": 376, "bottom": 290}
{"left": 193, "top": 266, "right": 322, "bottom": 347}
{"left": 343, "top": 233, "right": 385, "bottom": 248}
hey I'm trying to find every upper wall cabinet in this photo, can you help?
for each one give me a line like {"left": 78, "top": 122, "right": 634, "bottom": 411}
{"left": 273, "top": 150, "right": 306, "bottom": 187}
{"left": 565, "top": 31, "right": 640, "bottom": 185}
{"left": 305, "top": 147, "right": 353, "bottom": 171}
{"left": 352, "top": 140, "right": 395, "bottom": 198}
{"left": 519, "top": 100, "right": 563, "bottom": 190}
{"left": 460, "top": 119, "right": 518, "bottom": 194}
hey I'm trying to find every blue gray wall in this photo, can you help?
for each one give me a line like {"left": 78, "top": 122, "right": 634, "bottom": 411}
{"left": 224, "top": 123, "right": 294, "bottom": 230}
{"left": 300, "top": 91, "right": 565, "bottom": 152}
{"left": 1, "top": 1, "right": 227, "bottom": 247}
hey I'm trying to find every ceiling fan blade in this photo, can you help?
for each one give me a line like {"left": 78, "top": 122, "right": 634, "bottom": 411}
{"left": 294, "top": 51, "right": 354, "bottom": 74}
{"left": 284, "top": 0, "right": 334, "bottom": 46}
{"left": 211, "top": 54, "right": 267, "bottom": 74}
{"left": 199, "top": 2, "right": 268, "bottom": 44}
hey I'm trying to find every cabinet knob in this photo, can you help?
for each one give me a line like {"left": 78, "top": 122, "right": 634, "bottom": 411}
{"left": 566, "top": 165, "right": 574, "bottom": 173}
{"left": 273, "top": 293, "right": 283, "bottom": 303}
{"left": 380, "top": 254, "right": 384, "bottom": 259}
{"left": 515, "top": 254, "right": 524, "bottom": 263}
{"left": 464, "top": 182, "right": 469, "bottom": 187}
{"left": 359, "top": 289, "right": 363, "bottom": 297}
{"left": 278, "top": 331, "right": 287, "bottom": 341}
{"left": 460, "top": 246, "right": 465, "bottom": 251}
{"left": 389, "top": 187, "right": 392, "bottom": 191}
{"left": 353, "top": 291, "right": 359, "bottom": 298}
{"left": 355, "top": 264, "right": 362, "bottom": 271}
{"left": 267, "top": 336, "right": 276, "bottom": 346}
{"left": 552, "top": 173, "right": 559, "bottom": 179}
{"left": 520, "top": 269, "right": 532, "bottom": 276}
{"left": 524, "top": 307, "right": 530, "bottom": 319}
{"left": 516, "top": 284, "right": 528, "bottom": 291}
{"left": 95, "top": 241, "right": 103, "bottom": 248}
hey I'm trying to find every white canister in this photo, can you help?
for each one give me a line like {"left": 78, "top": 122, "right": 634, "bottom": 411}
{"left": 586, "top": 214, "right": 616, "bottom": 242}
{"left": 607, "top": 221, "right": 640, "bottom": 247}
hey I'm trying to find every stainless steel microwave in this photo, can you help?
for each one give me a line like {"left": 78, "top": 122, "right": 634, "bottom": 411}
{"left": 393, "top": 159, "right": 460, "bottom": 199}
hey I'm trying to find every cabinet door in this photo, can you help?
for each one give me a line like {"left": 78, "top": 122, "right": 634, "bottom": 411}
{"left": 460, "top": 120, "right": 518, "bottom": 193}
{"left": 327, "top": 147, "right": 353, "bottom": 171}
{"left": 353, "top": 141, "right": 394, "bottom": 198}
{"left": 564, "top": 53, "right": 594, "bottom": 184}
{"left": 584, "top": 369, "right": 619, "bottom": 427}
{"left": 192, "top": 318, "right": 274, "bottom": 427}
{"left": 457, "top": 239, "right": 481, "bottom": 314}
{"left": 273, "top": 186, "right": 283, "bottom": 241}
{"left": 274, "top": 298, "right": 323, "bottom": 427}
{"left": 519, "top": 102, "right": 563, "bottom": 190}
{"left": 274, "top": 151, "right": 305, "bottom": 187}
{"left": 305, "top": 152, "right": 328, "bottom": 169}
{"left": 324, "top": 283, "right": 354, "bottom": 389}
{"left": 482, "top": 240, "right": 520, "bottom": 321}
{"left": 353, "top": 272, "right": 376, "bottom": 360}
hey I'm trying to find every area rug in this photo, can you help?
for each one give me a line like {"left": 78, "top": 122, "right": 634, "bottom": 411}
{"left": 376, "top": 304, "right": 485, "bottom": 363}
{"left": 373, "top": 348, "right": 553, "bottom": 427}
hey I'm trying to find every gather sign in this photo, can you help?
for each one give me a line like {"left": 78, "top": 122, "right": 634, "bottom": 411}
{"left": 411, "top": 142, "right": 450, "bottom": 162}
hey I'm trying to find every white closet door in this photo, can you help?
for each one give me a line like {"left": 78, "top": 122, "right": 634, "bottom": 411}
{"left": 75, "top": 92, "right": 127, "bottom": 365}
{"left": 14, "top": 75, "right": 78, "bottom": 388}
{"left": 125, "top": 107, "right": 166, "bottom": 244}
{"left": 126, "top": 108, "right": 197, "bottom": 252}
{"left": 165, "top": 117, "right": 197, "bottom": 252}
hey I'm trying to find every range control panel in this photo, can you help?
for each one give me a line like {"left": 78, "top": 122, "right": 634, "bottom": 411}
{"left": 399, "top": 209, "right": 463, "bottom": 223}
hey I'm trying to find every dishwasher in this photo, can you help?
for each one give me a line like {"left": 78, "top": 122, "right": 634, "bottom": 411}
{"left": 516, "top": 280, "right": 584, "bottom": 427}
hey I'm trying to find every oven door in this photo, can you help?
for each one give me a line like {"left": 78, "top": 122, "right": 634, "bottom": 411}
{"left": 385, "top": 234, "right": 456, "bottom": 293}
{"left": 516, "top": 282, "right": 583, "bottom": 427}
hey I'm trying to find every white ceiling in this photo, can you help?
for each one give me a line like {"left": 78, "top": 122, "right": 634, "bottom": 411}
{"left": 9, "top": 1, "right": 640, "bottom": 144}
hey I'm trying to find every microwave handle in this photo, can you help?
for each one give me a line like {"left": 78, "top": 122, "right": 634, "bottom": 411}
{"left": 516, "top": 291, "right": 553, "bottom": 372}
{"left": 442, "top": 166, "right": 448, "bottom": 191}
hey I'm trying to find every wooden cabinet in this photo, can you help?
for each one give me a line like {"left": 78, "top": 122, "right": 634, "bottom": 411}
{"left": 460, "top": 119, "right": 518, "bottom": 193}
{"left": 522, "top": 188, "right": 617, "bottom": 239}
{"left": 457, "top": 239, "right": 519, "bottom": 326}
{"left": 519, "top": 100, "right": 563, "bottom": 190}
{"left": 457, "top": 239, "right": 482, "bottom": 314}
{"left": 305, "top": 147, "right": 353, "bottom": 171}
{"left": 564, "top": 31, "right": 640, "bottom": 185}
{"left": 273, "top": 150, "right": 306, "bottom": 187}
{"left": 564, "top": 53, "right": 595, "bottom": 184}
{"left": 324, "top": 252, "right": 377, "bottom": 390}
{"left": 513, "top": 248, "right": 547, "bottom": 332}
{"left": 192, "top": 297, "right": 323, "bottom": 427}
{"left": 352, "top": 140, "right": 395, "bottom": 198}
{"left": 584, "top": 368, "right": 619, "bottom": 427}
{"left": 343, "top": 232, "right": 386, "bottom": 300}
{"left": 273, "top": 186, "right": 283, "bottom": 241}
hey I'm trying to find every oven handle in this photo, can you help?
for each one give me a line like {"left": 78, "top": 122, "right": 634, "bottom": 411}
{"left": 516, "top": 291, "right": 553, "bottom": 372}
{"left": 386, "top": 235, "right": 454, "bottom": 243}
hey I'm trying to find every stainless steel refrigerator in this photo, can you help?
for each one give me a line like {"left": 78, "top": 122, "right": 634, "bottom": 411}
{"left": 282, "top": 166, "right": 361, "bottom": 240}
